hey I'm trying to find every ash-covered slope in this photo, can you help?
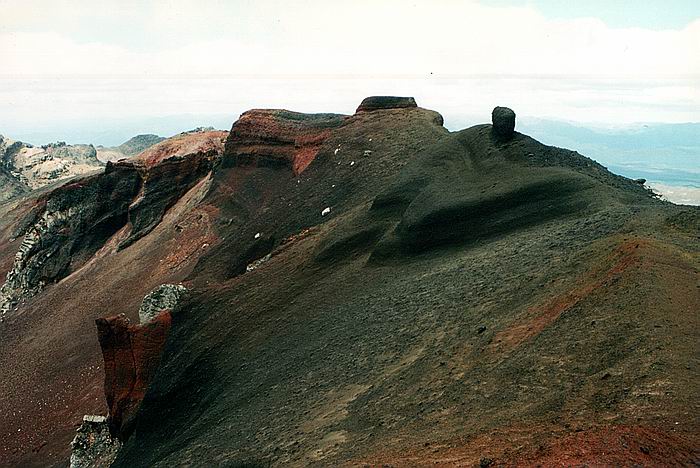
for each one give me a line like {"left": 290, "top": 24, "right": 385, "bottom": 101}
{"left": 0, "top": 97, "right": 697, "bottom": 466}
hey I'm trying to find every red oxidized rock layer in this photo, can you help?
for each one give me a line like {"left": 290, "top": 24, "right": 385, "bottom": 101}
{"left": 95, "top": 311, "right": 172, "bottom": 440}
{"left": 224, "top": 109, "right": 345, "bottom": 175}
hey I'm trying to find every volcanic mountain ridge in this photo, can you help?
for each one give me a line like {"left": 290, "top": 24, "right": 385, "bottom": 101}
{"left": 0, "top": 96, "right": 697, "bottom": 467}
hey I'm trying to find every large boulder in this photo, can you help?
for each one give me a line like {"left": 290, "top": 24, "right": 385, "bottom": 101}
{"left": 492, "top": 106, "right": 516, "bottom": 141}
{"left": 138, "top": 284, "right": 187, "bottom": 323}
{"left": 356, "top": 96, "right": 418, "bottom": 113}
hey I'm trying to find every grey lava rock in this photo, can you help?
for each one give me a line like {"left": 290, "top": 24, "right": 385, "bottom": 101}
{"left": 492, "top": 106, "right": 516, "bottom": 141}
{"left": 69, "top": 415, "right": 121, "bottom": 468}
{"left": 139, "top": 284, "right": 188, "bottom": 323}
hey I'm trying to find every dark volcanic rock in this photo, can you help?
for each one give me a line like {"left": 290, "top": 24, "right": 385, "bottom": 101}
{"left": 117, "top": 131, "right": 224, "bottom": 248}
{"left": 356, "top": 96, "right": 418, "bottom": 113}
{"left": 117, "top": 156, "right": 215, "bottom": 250}
{"left": 95, "top": 311, "right": 172, "bottom": 441}
{"left": 224, "top": 109, "right": 345, "bottom": 174}
{"left": 492, "top": 106, "right": 516, "bottom": 141}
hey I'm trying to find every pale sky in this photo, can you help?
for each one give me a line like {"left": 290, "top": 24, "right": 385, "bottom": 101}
{"left": 1, "top": 0, "right": 699, "bottom": 143}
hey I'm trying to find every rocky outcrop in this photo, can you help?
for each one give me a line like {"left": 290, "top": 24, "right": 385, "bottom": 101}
{"left": 96, "top": 134, "right": 165, "bottom": 163}
{"left": 0, "top": 167, "right": 29, "bottom": 203}
{"left": 94, "top": 284, "right": 185, "bottom": 441}
{"left": 96, "top": 311, "right": 172, "bottom": 440}
{"left": 139, "top": 284, "right": 187, "bottom": 324}
{"left": 223, "top": 110, "right": 345, "bottom": 174}
{"left": 0, "top": 135, "right": 104, "bottom": 189}
{"left": 356, "top": 96, "right": 418, "bottom": 113}
{"left": 491, "top": 106, "right": 516, "bottom": 141}
{"left": 69, "top": 415, "right": 122, "bottom": 468}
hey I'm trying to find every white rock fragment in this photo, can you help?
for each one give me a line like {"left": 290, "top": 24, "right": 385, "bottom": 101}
{"left": 254, "top": 232, "right": 261, "bottom": 239}
{"left": 350, "top": 161, "right": 355, "bottom": 166}
{"left": 334, "top": 148, "right": 340, "bottom": 155}
{"left": 83, "top": 415, "right": 107, "bottom": 423}
{"left": 363, "top": 150, "right": 372, "bottom": 157}
{"left": 246, "top": 253, "right": 272, "bottom": 272}
{"left": 321, "top": 207, "right": 331, "bottom": 216}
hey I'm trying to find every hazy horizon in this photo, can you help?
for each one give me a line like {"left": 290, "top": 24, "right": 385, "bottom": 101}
{"left": 2, "top": 0, "right": 699, "bottom": 140}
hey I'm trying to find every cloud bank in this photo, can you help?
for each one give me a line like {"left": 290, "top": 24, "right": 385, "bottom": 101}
{"left": 0, "top": 0, "right": 698, "bottom": 134}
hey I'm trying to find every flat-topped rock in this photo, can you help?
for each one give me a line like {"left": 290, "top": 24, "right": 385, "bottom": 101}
{"left": 356, "top": 96, "right": 418, "bottom": 113}
{"left": 224, "top": 109, "right": 345, "bottom": 175}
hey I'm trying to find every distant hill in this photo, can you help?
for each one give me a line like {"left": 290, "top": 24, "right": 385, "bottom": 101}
{"left": 0, "top": 134, "right": 103, "bottom": 191}
{"left": 96, "top": 134, "right": 166, "bottom": 163}
{"left": 517, "top": 119, "right": 700, "bottom": 187}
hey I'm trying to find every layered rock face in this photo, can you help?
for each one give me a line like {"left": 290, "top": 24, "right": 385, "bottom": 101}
{"left": 0, "top": 135, "right": 104, "bottom": 189}
{"left": 134, "top": 130, "right": 226, "bottom": 167}
{"left": 118, "top": 131, "right": 224, "bottom": 248}
{"left": 356, "top": 96, "right": 418, "bottom": 112}
{"left": 223, "top": 110, "right": 345, "bottom": 174}
{"left": 491, "top": 106, "right": 516, "bottom": 141}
